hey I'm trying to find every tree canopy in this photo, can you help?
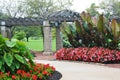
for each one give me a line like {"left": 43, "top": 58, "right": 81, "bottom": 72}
{"left": 23, "top": 0, "right": 73, "bottom": 18}
{"left": 99, "top": 0, "right": 120, "bottom": 15}
{"left": 0, "top": 0, "right": 73, "bottom": 18}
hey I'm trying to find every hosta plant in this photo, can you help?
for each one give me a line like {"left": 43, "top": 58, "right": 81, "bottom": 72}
{"left": 54, "top": 47, "right": 120, "bottom": 63}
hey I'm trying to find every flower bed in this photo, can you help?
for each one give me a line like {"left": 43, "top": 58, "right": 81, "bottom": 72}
{"left": 0, "top": 63, "right": 56, "bottom": 80}
{"left": 54, "top": 47, "right": 120, "bottom": 63}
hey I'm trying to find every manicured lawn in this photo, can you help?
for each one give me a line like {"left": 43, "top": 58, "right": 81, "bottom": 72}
{"left": 25, "top": 38, "right": 56, "bottom": 51}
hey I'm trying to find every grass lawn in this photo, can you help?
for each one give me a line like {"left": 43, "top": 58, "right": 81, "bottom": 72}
{"left": 25, "top": 38, "right": 56, "bottom": 51}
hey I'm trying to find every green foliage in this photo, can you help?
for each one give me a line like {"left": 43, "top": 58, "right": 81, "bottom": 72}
{"left": 14, "top": 31, "right": 26, "bottom": 41}
{"left": 23, "top": 0, "right": 73, "bottom": 17}
{"left": 0, "top": 35, "right": 34, "bottom": 73}
{"left": 99, "top": 0, "right": 120, "bottom": 15}
{"left": 63, "top": 39, "right": 72, "bottom": 48}
{"left": 5, "top": 41, "right": 16, "bottom": 48}
{"left": 86, "top": 3, "right": 99, "bottom": 16}
{"left": 61, "top": 12, "right": 120, "bottom": 50}
{"left": 14, "top": 26, "right": 42, "bottom": 42}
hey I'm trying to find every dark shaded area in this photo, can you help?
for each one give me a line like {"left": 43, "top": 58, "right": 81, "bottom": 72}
{"left": 47, "top": 71, "right": 62, "bottom": 80}
{"left": 103, "top": 61, "right": 120, "bottom": 64}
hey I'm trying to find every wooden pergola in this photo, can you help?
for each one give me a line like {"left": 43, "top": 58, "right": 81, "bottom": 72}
{"left": 0, "top": 9, "right": 81, "bottom": 55}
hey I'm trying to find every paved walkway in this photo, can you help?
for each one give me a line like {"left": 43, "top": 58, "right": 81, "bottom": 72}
{"left": 34, "top": 60, "right": 120, "bottom": 80}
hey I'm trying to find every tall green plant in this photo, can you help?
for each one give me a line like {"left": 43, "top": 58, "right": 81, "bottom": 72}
{"left": 110, "top": 19, "right": 120, "bottom": 49}
{"left": 61, "top": 12, "right": 120, "bottom": 50}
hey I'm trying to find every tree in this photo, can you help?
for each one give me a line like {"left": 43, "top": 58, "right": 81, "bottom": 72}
{"left": 0, "top": 0, "right": 73, "bottom": 18}
{"left": 86, "top": 3, "right": 99, "bottom": 16}
{"left": 99, "top": 0, "right": 120, "bottom": 15}
{"left": 23, "top": 0, "right": 73, "bottom": 18}
{"left": 14, "top": 26, "right": 42, "bottom": 42}
{"left": 0, "top": 0, "right": 26, "bottom": 40}
{"left": 0, "top": 0, "right": 25, "bottom": 17}
{"left": 0, "top": 11, "right": 9, "bottom": 19}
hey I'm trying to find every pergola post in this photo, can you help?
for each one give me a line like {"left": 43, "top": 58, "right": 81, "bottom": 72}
{"left": 43, "top": 21, "right": 53, "bottom": 55}
{"left": 56, "top": 26, "right": 63, "bottom": 50}
{"left": 1, "top": 21, "right": 7, "bottom": 37}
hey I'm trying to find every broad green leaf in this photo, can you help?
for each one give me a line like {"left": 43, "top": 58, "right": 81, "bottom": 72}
{"left": 15, "top": 61, "right": 20, "bottom": 69}
{"left": 29, "top": 59, "right": 35, "bottom": 66}
{"left": 75, "top": 20, "right": 84, "bottom": 35}
{"left": 4, "top": 53, "right": 13, "bottom": 66}
{"left": 97, "top": 14, "right": 104, "bottom": 33}
{"left": 0, "top": 56, "right": 4, "bottom": 69}
{"left": 83, "top": 21, "right": 89, "bottom": 33}
{"left": 1, "top": 66, "right": 5, "bottom": 72}
{"left": 11, "top": 49, "right": 19, "bottom": 53}
{"left": 111, "top": 19, "right": 120, "bottom": 40}
{"left": 69, "top": 25, "right": 76, "bottom": 34}
{"left": 65, "top": 25, "right": 72, "bottom": 34}
{"left": 0, "top": 61, "right": 2, "bottom": 69}
{"left": 5, "top": 41, "right": 16, "bottom": 48}
{"left": 86, "top": 13, "right": 93, "bottom": 25}
{"left": 10, "top": 64, "right": 15, "bottom": 71}
{"left": 105, "top": 24, "right": 111, "bottom": 33}
{"left": 14, "top": 54, "right": 25, "bottom": 64}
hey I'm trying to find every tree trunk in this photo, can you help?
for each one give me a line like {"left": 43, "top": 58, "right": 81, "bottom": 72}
{"left": 26, "top": 37, "right": 29, "bottom": 42}
{"left": 41, "top": 26, "right": 44, "bottom": 44}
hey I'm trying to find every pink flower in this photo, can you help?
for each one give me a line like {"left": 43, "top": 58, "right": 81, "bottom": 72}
{"left": 32, "top": 75, "right": 37, "bottom": 80}
{"left": 12, "top": 75, "right": 16, "bottom": 79}
{"left": 7, "top": 71, "right": 10, "bottom": 76}
{"left": 42, "top": 71, "right": 48, "bottom": 75}
{"left": 17, "top": 70, "right": 21, "bottom": 74}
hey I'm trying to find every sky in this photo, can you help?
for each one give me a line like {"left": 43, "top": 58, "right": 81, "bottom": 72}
{"left": 0, "top": 0, "right": 103, "bottom": 13}
{"left": 71, "top": 0, "right": 102, "bottom": 13}
{"left": 0, "top": 0, "right": 111, "bottom": 17}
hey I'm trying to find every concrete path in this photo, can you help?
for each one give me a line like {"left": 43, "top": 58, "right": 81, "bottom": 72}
{"left": 34, "top": 60, "right": 120, "bottom": 80}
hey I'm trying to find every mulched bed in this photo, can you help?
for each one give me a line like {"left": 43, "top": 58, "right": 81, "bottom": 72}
{"left": 47, "top": 71, "right": 62, "bottom": 80}
{"left": 31, "top": 50, "right": 120, "bottom": 69}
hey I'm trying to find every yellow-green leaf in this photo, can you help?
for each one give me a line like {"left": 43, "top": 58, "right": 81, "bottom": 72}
{"left": 97, "top": 14, "right": 104, "bottom": 33}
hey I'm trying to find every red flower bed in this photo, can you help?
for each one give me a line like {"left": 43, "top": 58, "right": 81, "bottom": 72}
{"left": 0, "top": 63, "right": 55, "bottom": 80}
{"left": 54, "top": 47, "right": 120, "bottom": 63}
